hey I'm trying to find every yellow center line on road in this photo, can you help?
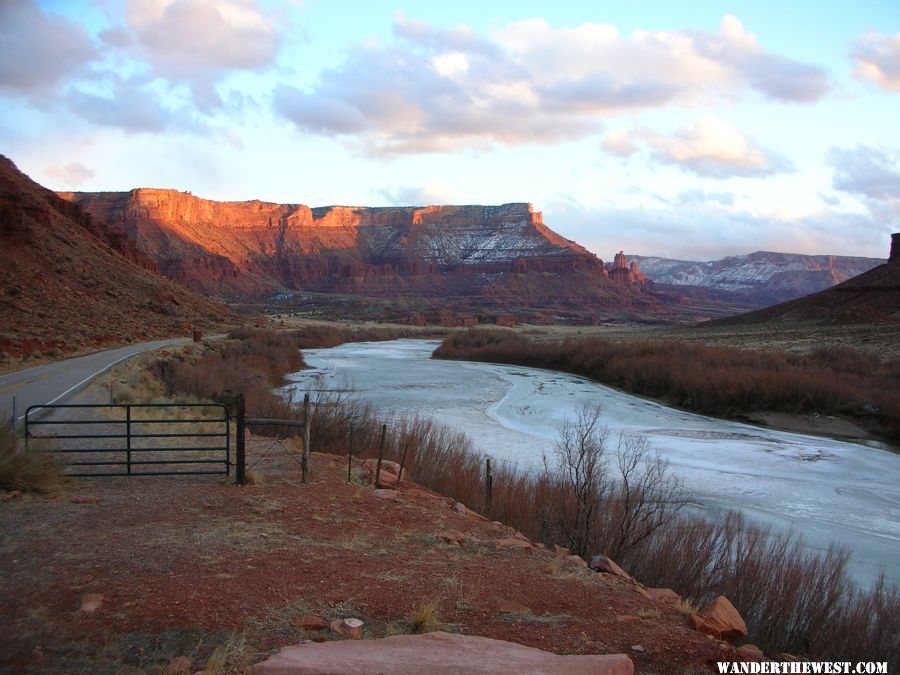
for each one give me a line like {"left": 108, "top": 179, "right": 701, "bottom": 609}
{"left": 0, "top": 373, "right": 50, "bottom": 395}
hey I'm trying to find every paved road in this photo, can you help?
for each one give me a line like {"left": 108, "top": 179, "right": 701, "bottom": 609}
{"left": 0, "top": 338, "right": 193, "bottom": 424}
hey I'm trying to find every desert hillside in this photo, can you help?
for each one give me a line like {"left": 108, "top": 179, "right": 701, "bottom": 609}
{"left": 0, "top": 156, "right": 236, "bottom": 361}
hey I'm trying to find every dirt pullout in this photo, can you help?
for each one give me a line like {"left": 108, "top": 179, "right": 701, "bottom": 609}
{"left": 0, "top": 443, "right": 745, "bottom": 674}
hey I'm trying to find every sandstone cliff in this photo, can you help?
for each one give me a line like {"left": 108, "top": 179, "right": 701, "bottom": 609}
{"left": 59, "top": 190, "right": 598, "bottom": 299}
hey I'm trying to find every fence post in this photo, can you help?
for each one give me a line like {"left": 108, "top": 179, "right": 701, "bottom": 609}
{"left": 397, "top": 438, "right": 410, "bottom": 490}
{"left": 485, "top": 458, "right": 493, "bottom": 517}
{"left": 374, "top": 424, "right": 386, "bottom": 488}
{"left": 236, "top": 394, "right": 246, "bottom": 486}
{"left": 302, "top": 393, "right": 310, "bottom": 484}
{"left": 347, "top": 426, "right": 353, "bottom": 483}
{"left": 126, "top": 405, "right": 132, "bottom": 476}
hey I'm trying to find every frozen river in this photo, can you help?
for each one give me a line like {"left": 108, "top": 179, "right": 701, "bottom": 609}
{"left": 286, "top": 339, "right": 900, "bottom": 588}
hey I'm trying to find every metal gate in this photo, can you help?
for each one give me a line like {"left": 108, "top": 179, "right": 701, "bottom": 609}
{"left": 25, "top": 403, "right": 230, "bottom": 477}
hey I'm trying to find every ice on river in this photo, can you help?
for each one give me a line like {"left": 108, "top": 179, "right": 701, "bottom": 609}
{"left": 284, "top": 339, "right": 900, "bottom": 588}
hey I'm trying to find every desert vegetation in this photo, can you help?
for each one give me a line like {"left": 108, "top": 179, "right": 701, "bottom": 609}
{"left": 0, "top": 417, "right": 67, "bottom": 494}
{"left": 141, "top": 327, "right": 898, "bottom": 665}
{"left": 433, "top": 328, "right": 900, "bottom": 444}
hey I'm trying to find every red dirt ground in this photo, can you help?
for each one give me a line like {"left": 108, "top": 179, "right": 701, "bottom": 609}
{"left": 1, "top": 449, "right": 746, "bottom": 674}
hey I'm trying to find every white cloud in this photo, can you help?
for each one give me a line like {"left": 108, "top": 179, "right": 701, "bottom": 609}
{"left": 122, "top": 0, "right": 282, "bottom": 107}
{"left": 830, "top": 146, "right": 900, "bottom": 200}
{"left": 829, "top": 146, "right": 900, "bottom": 230}
{"left": 379, "top": 184, "right": 454, "bottom": 206}
{"left": 0, "top": 0, "right": 96, "bottom": 98}
{"left": 275, "top": 14, "right": 829, "bottom": 155}
{"left": 602, "top": 129, "right": 638, "bottom": 157}
{"left": 644, "top": 117, "right": 791, "bottom": 178}
{"left": 64, "top": 77, "right": 181, "bottom": 133}
{"left": 45, "top": 162, "right": 95, "bottom": 188}
{"left": 851, "top": 32, "right": 900, "bottom": 92}
{"left": 601, "top": 118, "right": 791, "bottom": 179}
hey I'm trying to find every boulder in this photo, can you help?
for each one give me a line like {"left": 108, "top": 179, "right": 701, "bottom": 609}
{"left": 451, "top": 502, "right": 488, "bottom": 521}
{"left": 553, "top": 544, "right": 570, "bottom": 556}
{"left": 567, "top": 555, "right": 588, "bottom": 568}
{"left": 294, "top": 614, "right": 329, "bottom": 631}
{"left": 648, "top": 588, "right": 680, "bottom": 605}
{"left": 252, "top": 631, "right": 633, "bottom": 674}
{"left": 590, "top": 555, "right": 630, "bottom": 580}
{"left": 361, "top": 459, "right": 405, "bottom": 488}
{"left": 330, "top": 618, "right": 364, "bottom": 640}
{"left": 687, "top": 596, "right": 747, "bottom": 643}
{"left": 495, "top": 537, "right": 533, "bottom": 552}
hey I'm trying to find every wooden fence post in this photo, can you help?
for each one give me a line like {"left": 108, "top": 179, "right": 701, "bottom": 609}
{"left": 485, "top": 457, "right": 493, "bottom": 517}
{"left": 302, "top": 393, "right": 310, "bottom": 484}
{"left": 236, "top": 394, "right": 246, "bottom": 486}
{"left": 347, "top": 426, "right": 353, "bottom": 483}
{"left": 397, "top": 438, "right": 410, "bottom": 490}
{"left": 374, "top": 423, "right": 386, "bottom": 489}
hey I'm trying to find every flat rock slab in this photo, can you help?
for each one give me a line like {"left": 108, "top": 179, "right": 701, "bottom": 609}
{"left": 253, "top": 631, "right": 633, "bottom": 675}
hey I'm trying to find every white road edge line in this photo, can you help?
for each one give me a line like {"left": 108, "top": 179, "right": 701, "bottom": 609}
{"left": 17, "top": 340, "right": 191, "bottom": 421}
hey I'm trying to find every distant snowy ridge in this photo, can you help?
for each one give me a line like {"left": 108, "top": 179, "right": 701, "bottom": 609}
{"left": 631, "top": 251, "right": 885, "bottom": 303}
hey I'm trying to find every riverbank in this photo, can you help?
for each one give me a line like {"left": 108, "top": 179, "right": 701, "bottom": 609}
{"left": 432, "top": 328, "right": 900, "bottom": 449}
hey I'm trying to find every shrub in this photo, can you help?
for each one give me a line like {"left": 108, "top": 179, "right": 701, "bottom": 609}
{"left": 0, "top": 418, "right": 67, "bottom": 494}
{"left": 433, "top": 329, "right": 900, "bottom": 442}
{"left": 410, "top": 600, "right": 442, "bottom": 633}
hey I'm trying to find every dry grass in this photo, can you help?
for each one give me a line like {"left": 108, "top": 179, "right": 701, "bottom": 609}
{"left": 0, "top": 420, "right": 67, "bottom": 494}
{"left": 202, "top": 635, "right": 256, "bottom": 674}
{"left": 410, "top": 600, "right": 442, "bottom": 634}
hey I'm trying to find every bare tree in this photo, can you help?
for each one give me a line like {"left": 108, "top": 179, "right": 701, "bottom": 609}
{"left": 544, "top": 405, "right": 688, "bottom": 563}
{"left": 605, "top": 433, "right": 688, "bottom": 561}
{"left": 544, "top": 404, "right": 610, "bottom": 557}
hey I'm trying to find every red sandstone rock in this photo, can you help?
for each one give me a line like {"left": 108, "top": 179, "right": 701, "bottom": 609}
{"left": 330, "top": 618, "right": 364, "bottom": 640}
{"left": 361, "top": 459, "right": 404, "bottom": 488}
{"left": 451, "top": 501, "right": 487, "bottom": 521}
{"left": 252, "top": 631, "right": 633, "bottom": 674}
{"left": 294, "top": 614, "right": 329, "bottom": 631}
{"left": 687, "top": 596, "right": 748, "bottom": 643}
{"left": 496, "top": 537, "right": 534, "bottom": 552}
{"left": 648, "top": 588, "right": 681, "bottom": 605}
{"left": 591, "top": 554, "right": 631, "bottom": 579}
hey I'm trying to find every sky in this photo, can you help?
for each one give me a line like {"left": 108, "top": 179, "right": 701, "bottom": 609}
{"left": 1, "top": 1, "right": 899, "bottom": 261}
